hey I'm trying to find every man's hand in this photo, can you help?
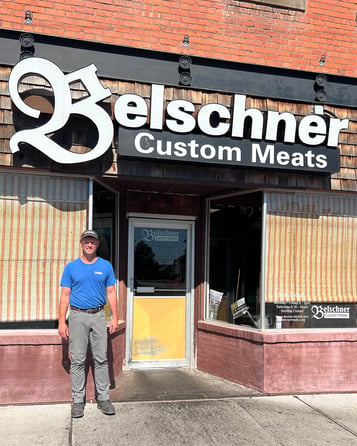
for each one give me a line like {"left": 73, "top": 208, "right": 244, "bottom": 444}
{"left": 58, "top": 286, "right": 71, "bottom": 340}
{"left": 106, "top": 284, "right": 119, "bottom": 334}
{"left": 108, "top": 318, "right": 119, "bottom": 334}
{"left": 58, "top": 320, "right": 69, "bottom": 340}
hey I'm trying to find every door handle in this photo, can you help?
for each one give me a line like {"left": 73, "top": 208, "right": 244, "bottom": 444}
{"left": 135, "top": 287, "right": 155, "bottom": 293}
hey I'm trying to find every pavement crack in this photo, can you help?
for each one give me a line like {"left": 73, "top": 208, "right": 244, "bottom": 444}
{"left": 68, "top": 416, "right": 74, "bottom": 446}
{"left": 294, "top": 395, "right": 357, "bottom": 438}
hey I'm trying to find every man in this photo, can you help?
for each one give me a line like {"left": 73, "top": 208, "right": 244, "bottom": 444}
{"left": 58, "top": 229, "right": 119, "bottom": 418}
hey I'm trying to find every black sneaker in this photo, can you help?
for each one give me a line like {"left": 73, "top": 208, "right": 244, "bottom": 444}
{"left": 97, "top": 400, "right": 115, "bottom": 415}
{"left": 71, "top": 402, "right": 85, "bottom": 418}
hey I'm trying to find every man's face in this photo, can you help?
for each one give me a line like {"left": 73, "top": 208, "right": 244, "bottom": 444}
{"left": 80, "top": 236, "right": 99, "bottom": 255}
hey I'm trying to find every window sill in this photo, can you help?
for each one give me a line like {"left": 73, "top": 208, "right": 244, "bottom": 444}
{"left": 0, "top": 320, "right": 126, "bottom": 345}
{"left": 198, "top": 320, "right": 357, "bottom": 343}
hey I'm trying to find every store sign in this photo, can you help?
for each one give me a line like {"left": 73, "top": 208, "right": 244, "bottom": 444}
{"left": 311, "top": 304, "right": 350, "bottom": 320}
{"left": 142, "top": 228, "right": 179, "bottom": 242}
{"left": 9, "top": 57, "right": 349, "bottom": 172}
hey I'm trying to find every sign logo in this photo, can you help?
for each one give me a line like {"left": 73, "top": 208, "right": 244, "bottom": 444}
{"left": 311, "top": 305, "right": 350, "bottom": 320}
{"left": 142, "top": 229, "right": 179, "bottom": 242}
{"left": 8, "top": 57, "right": 350, "bottom": 170}
{"left": 9, "top": 58, "right": 113, "bottom": 164}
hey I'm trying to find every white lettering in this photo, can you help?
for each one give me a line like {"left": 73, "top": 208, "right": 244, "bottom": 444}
{"left": 150, "top": 84, "right": 164, "bottom": 130}
{"left": 252, "top": 144, "right": 328, "bottom": 169}
{"left": 200, "top": 144, "right": 216, "bottom": 159}
{"left": 291, "top": 152, "right": 305, "bottom": 166}
{"left": 315, "top": 154, "right": 328, "bottom": 168}
{"left": 166, "top": 100, "right": 196, "bottom": 133}
{"left": 252, "top": 143, "right": 274, "bottom": 164}
{"left": 9, "top": 58, "right": 113, "bottom": 163}
{"left": 8, "top": 58, "right": 348, "bottom": 167}
{"left": 265, "top": 111, "right": 297, "bottom": 143}
{"left": 327, "top": 118, "right": 349, "bottom": 147}
{"left": 133, "top": 132, "right": 242, "bottom": 162}
{"left": 298, "top": 115, "right": 326, "bottom": 146}
{"left": 114, "top": 93, "right": 147, "bottom": 128}
{"left": 197, "top": 103, "right": 230, "bottom": 136}
{"left": 135, "top": 132, "right": 155, "bottom": 153}
{"left": 218, "top": 146, "right": 241, "bottom": 161}
{"left": 173, "top": 141, "right": 187, "bottom": 157}
{"left": 232, "top": 95, "right": 264, "bottom": 139}
{"left": 276, "top": 151, "right": 290, "bottom": 165}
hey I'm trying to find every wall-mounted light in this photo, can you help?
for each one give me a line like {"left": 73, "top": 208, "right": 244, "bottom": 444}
{"left": 319, "top": 55, "right": 326, "bottom": 66}
{"left": 24, "top": 10, "right": 33, "bottom": 24}
{"left": 19, "top": 33, "right": 35, "bottom": 60}
{"left": 314, "top": 73, "right": 327, "bottom": 102}
{"left": 183, "top": 34, "right": 189, "bottom": 47}
{"left": 178, "top": 55, "right": 192, "bottom": 86}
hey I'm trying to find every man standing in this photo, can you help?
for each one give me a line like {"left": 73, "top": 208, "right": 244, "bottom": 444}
{"left": 58, "top": 229, "right": 119, "bottom": 418}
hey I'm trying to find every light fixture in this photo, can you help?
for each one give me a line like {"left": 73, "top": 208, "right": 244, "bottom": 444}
{"left": 183, "top": 34, "right": 189, "bottom": 47}
{"left": 178, "top": 55, "right": 192, "bottom": 71}
{"left": 19, "top": 33, "right": 35, "bottom": 60}
{"left": 24, "top": 10, "right": 33, "bottom": 24}
{"left": 319, "top": 55, "right": 326, "bottom": 66}
{"left": 314, "top": 73, "right": 327, "bottom": 102}
{"left": 178, "top": 55, "right": 192, "bottom": 86}
{"left": 20, "top": 33, "right": 34, "bottom": 48}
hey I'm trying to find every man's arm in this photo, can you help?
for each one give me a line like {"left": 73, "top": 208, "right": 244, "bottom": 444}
{"left": 106, "top": 285, "right": 119, "bottom": 334}
{"left": 58, "top": 287, "right": 71, "bottom": 340}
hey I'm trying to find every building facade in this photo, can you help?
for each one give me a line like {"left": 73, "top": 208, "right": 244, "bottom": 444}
{"left": 0, "top": 0, "right": 356, "bottom": 403}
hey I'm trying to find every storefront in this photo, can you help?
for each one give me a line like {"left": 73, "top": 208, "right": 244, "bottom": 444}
{"left": 0, "top": 30, "right": 356, "bottom": 403}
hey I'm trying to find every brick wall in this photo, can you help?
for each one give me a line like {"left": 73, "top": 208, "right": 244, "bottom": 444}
{"left": 2, "top": 0, "right": 357, "bottom": 76}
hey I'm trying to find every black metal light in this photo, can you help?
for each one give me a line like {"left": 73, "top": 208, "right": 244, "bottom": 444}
{"left": 314, "top": 73, "right": 327, "bottom": 102}
{"left": 178, "top": 55, "right": 192, "bottom": 86}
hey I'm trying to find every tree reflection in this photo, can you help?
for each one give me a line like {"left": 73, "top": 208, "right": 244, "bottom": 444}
{"left": 134, "top": 241, "right": 160, "bottom": 280}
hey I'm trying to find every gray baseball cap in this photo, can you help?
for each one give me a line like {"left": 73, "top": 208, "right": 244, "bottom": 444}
{"left": 80, "top": 229, "right": 99, "bottom": 241}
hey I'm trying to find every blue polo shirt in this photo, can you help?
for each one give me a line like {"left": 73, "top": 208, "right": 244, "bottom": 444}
{"left": 60, "top": 257, "right": 116, "bottom": 309}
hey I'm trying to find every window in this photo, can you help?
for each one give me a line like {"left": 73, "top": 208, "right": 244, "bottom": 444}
{"left": 206, "top": 190, "right": 357, "bottom": 329}
{"left": 265, "top": 192, "right": 357, "bottom": 329}
{"left": 0, "top": 173, "right": 88, "bottom": 328}
{"left": 206, "top": 192, "right": 263, "bottom": 328}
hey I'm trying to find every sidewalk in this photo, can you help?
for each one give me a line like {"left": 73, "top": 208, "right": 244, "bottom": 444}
{"left": 2, "top": 393, "right": 357, "bottom": 445}
{"left": 2, "top": 370, "right": 357, "bottom": 445}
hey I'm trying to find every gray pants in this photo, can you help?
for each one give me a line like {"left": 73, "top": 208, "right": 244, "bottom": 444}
{"left": 68, "top": 309, "right": 109, "bottom": 403}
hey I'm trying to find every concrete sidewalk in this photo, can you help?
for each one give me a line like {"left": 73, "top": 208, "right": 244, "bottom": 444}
{"left": 2, "top": 370, "right": 357, "bottom": 445}
{"left": 2, "top": 393, "right": 357, "bottom": 445}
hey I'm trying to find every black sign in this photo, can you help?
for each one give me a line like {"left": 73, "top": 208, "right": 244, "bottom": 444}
{"left": 118, "top": 128, "right": 340, "bottom": 173}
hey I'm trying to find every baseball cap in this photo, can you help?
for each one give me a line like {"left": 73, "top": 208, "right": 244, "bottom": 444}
{"left": 80, "top": 229, "right": 99, "bottom": 241}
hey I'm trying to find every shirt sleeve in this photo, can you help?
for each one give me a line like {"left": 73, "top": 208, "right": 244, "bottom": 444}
{"left": 106, "top": 261, "right": 117, "bottom": 287}
{"left": 60, "top": 263, "right": 72, "bottom": 288}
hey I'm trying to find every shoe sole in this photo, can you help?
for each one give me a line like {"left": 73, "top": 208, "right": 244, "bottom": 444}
{"left": 97, "top": 406, "right": 115, "bottom": 415}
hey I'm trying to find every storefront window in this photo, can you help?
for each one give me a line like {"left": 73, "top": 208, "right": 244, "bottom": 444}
{"left": 0, "top": 172, "right": 88, "bottom": 328}
{"left": 206, "top": 190, "right": 357, "bottom": 330}
{"left": 265, "top": 192, "right": 357, "bottom": 329}
{"left": 206, "top": 192, "right": 263, "bottom": 328}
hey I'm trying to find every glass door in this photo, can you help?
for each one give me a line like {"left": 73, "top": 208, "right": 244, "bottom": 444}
{"left": 126, "top": 218, "right": 194, "bottom": 369}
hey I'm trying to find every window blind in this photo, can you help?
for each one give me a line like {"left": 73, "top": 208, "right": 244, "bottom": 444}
{"left": 0, "top": 173, "right": 88, "bottom": 322}
{"left": 265, "top": 192, "right": 357, "bottom": 303}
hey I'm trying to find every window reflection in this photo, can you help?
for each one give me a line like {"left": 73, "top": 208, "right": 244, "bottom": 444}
{"left": 134, "top": 227, "right": 187, "bottom": 289}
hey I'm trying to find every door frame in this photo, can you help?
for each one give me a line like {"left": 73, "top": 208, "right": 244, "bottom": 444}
{"left": 125, "top": 214, "right": 195, "bottom": 370}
